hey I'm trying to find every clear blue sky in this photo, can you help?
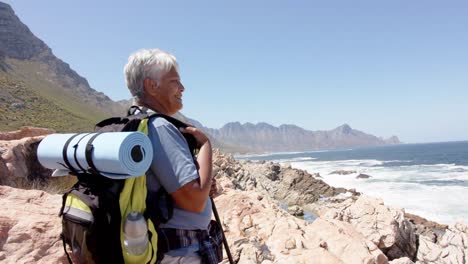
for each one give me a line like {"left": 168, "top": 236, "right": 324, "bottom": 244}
{"left": 5, "top": 0, "right": 468, "bottom": 143}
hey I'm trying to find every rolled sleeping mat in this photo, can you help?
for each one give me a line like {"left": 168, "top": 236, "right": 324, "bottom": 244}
{"left": 37, "top": 132, "right": 153, "bottom": 179}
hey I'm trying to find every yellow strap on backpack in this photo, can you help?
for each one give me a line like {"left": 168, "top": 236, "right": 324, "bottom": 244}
{"left": 63, "top": 193, "right": 93, "bottom": 222}
{"left": 119, "top": 118, "right": 158, "bottom": 264}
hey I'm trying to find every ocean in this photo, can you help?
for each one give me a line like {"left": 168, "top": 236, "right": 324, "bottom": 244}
{"left": 239, "top": 141, "right": 468, "bottom": 225}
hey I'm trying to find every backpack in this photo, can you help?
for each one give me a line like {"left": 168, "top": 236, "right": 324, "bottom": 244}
{"left": 59, "top": 108, "right": 198, "bottom": 264}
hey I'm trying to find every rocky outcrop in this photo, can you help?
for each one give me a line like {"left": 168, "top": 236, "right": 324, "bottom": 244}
{"left": 417, "top": 223, "right": 468, "bottom": 264}
{"left": 322, "top": 196, "right": 417, "bottom": 260}
{"left": 0, "top": 126, "right": 54, "bottom": 141}
{"left": 405, "top": 213, "right": 448, "bottom": 244}
{"left": 0, "top": 185, "right": 65, "bottom": 263}
{"left": 0, "top": 131, "right": 53, "bottom": 188}
{"left": 356, "top": 173, "right": 372, "bottom": 179}
{"left": 213, "top": 150, "right": 468, "bottom": 263}
{"left": 213, "top": 150, "right": 346, "bottom": 206}
{"left": 215, "top": 189, "right": 388, "bottom": 264}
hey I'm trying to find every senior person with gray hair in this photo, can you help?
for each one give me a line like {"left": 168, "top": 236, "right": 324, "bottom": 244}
{"left": 124, "top": 49, "right": 221, "bottom": 264}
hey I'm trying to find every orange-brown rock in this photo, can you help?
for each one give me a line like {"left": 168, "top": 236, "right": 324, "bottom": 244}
{"left": 0, "top": 127, "right": 54, "bottom": 141}
{"left": 321, "top": 195, "right": 417, "bottom": 260}
{"left": 416, "top": 223, "right": 468, "bottom": 264}
{"left": 0, "top": 135, "right": 52, "bottom": 188}
{"left": 0, "top": 185, "right": 65, "bottom": 263}
{"left": 215, "top": 189, "right": 388, "bottom": 264}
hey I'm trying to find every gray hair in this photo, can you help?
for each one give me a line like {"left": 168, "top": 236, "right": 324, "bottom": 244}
{"left": 124, "top": 48, "right": 179, "bottom": 101}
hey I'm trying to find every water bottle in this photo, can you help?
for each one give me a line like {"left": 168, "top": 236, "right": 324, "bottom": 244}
{"left": 123, "top": 212, "right": 149, "bottom": 255}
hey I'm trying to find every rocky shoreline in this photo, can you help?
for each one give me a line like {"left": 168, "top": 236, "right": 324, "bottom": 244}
{"left": 0, "top": 127, "right": 467, "bottom": 263}
{"left": 212, "top": 150, "right": 467, "bottom": 263}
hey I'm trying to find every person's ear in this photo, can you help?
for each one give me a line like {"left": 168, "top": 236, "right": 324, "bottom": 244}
{"left": 144, "top": 79, "right": 157, "bottom": 94}
{"left": 143, "top": 78, "right": 152, "bottom": 89}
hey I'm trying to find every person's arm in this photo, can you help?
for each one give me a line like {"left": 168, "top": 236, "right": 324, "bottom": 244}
{"left": 171, "top": 127, "right": 212, "bottom": 213}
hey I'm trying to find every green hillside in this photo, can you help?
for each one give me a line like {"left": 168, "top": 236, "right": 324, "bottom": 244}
{"left": 0, "top": 72, "right": 106, "bottom": 132}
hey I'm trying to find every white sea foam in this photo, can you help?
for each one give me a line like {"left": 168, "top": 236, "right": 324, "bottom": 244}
{"left": 291, "top": 157, "right": 318, "bottom": 162}
{"left": 236, "top": 151, "right": 306, "bottom": 159}
{"left": 283, "top": 159, "right": 468, "bottom": 225}
{"left": 303, "top": 149, "right": 337, "bottom": 153}
{"left": 277, "top": 157, "right": 318, "bottom": 163}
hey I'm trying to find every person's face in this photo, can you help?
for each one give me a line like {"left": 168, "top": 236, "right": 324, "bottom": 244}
{"left": 148, "top": 67, "right": 184, "bottom": 115}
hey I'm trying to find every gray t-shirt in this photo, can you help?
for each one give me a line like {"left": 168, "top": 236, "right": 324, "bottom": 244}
{"left": 146, "top": 116, "right": 212, "bottom": 229}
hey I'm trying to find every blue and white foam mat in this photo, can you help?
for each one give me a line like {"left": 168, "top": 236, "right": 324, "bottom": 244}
{"left": 37, "top": 132, "right": 153, "bottom": 179}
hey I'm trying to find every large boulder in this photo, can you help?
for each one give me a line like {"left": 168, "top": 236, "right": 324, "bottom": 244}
{"left": 0, "top": 134, "right": 53, "bottom": 188}
{"left": 272, "top": 165, "right": 343, "bottom": 204}
{"left": 323, "top": 195, "right": 417, "bottom": 260}
{"left": 0, "top": 185, "right": 65, "bottom": 263}
{"left": 416, "top": 223, "right": 468, "bottom": 264}
{"left": 306, "top": 218, "right": 388, "bottom": 264}
{"left": 288, "top": 205, "right": 304, "bottom": 216}
{"left": 405, "top": 213, "right": 448, "bottom": 243}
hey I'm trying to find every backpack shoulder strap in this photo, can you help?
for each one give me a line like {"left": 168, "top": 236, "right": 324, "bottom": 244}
{"left": 146, "top": 113, "right": 199, "bottom": 155}
{"left": 119, "top": 118, "right": 157, "bottom": 264}
{"left": 94, "top": 113, "right": 149, "bottom": 132}
{"left": 127, "top": 105, "right": 143, "bottom": 116}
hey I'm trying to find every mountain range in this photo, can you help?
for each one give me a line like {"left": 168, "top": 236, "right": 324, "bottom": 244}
{"left": 182, "top": 116, "right": 399, "bottom": 153}
{"left": 0, "top": 2, "right": 399, "bottom": 153}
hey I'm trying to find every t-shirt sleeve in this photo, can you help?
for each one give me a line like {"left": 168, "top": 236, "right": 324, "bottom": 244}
{"left": 147, "top": 118, "right": 199, "bottom": 194}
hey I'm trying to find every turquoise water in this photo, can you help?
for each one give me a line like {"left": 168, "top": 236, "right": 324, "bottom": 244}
{"left": 277, "top": 201, "right": 318, "bottom": 223}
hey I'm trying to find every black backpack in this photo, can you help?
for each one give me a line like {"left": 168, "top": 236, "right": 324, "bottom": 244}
{"left": 59, "top": 109, "right": 197, "bottom": 264}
